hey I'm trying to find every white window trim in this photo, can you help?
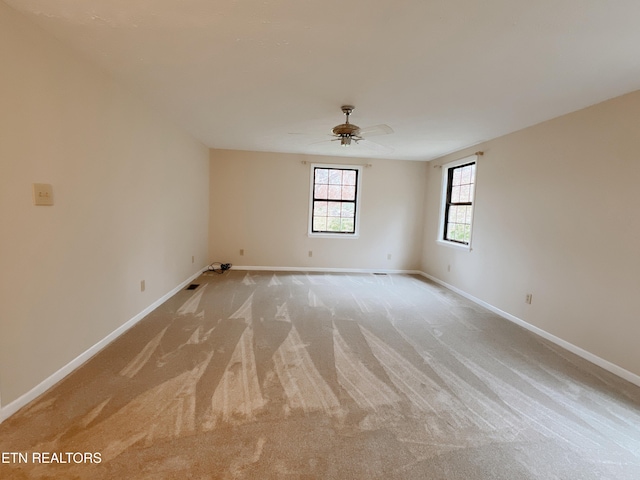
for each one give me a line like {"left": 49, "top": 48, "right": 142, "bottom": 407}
{"left": 437, "top": 154, "right": 479, "bottom": 251}
{"left": 308, "top": 163, "right": 363, "bottom": 238}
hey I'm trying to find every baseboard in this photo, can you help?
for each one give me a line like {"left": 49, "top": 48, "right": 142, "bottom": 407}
{"left": 0, "top": 268, "right": 205, "bottom": 424}
{"left": 230, "top": 265, "right": 423, "bottom": 275}
{"left": 419, "top": 271, "right": 640, "bottom": 389}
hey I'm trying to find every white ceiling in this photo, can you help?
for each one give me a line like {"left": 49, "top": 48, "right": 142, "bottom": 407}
{"left": 6, "top": 0, "right": 640, "bottom": 160}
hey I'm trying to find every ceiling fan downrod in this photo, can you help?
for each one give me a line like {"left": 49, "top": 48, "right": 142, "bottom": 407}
{"left": 342, "top": 105, "right": 354, "bottom": 123}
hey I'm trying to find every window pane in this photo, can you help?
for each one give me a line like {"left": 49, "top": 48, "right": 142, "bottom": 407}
{"left": 329, "top": 170, "right": 342, "bottom": 185}
{"left": 313, "top": 217, "right": 327, "bottom": 231}
{"left": 453, "top": 225, "right": 462, "bottom": 242}
{"left": 460, "top": 165, "right": 472, "bottom": 184}
{"left": 328, "top": 185, "right": 341, "bottom": 200}
{"left": 451, "top": 186, "right": 461, "bottom": 203}
{"left": 342, "top": 185, "right": 355, "bottom": 200}
{"left": 452, "top": 168, "right": 462, "bottom": 186}
{"left": 314, "top": 201, "right": 327, "bottom": 216}
{"left": 448, "top": 225, "right": 456, "bottom": 241}
{"left": 446, "top": 223, "right": 454, "bottom": 241}
{"left": 448, "top": 205, "right": 458, "bottom": 222}
{"left": 315, "top": 168, "right": 329, "bottom": 184}
{"left": 343, "top": 170, "right": 356, "bottom": 186}
{"left": 459, "top": 184, "right": 470, "bottom": 202}
{"left": 327, "top": 202, "right": 341, "bottom": 216}
{"left": 341, "top": 218, "right": 354, "bottom": 232}
{"left": 314, "top": 185, "right": 328, "bottom": 199}
{"left": 456, "top": 206, "right": 467, "bottom": 223}
{"left": 341, "top": 203, "right": 355, "bottom": 218}
{"left": 327, "top": 217, "right": 341, "bottom": 231}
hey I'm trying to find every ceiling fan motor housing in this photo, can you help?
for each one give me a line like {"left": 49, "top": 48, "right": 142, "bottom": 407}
{"left": 331, "top": 105, "right": 366, "bottom": 145}
{"left": 332, "top": 123, "right": 361, "bottom": 137}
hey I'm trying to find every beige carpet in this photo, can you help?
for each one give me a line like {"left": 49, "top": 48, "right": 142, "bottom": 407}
{"left": 1, "top": 271, "right": 640, "bottom": 479}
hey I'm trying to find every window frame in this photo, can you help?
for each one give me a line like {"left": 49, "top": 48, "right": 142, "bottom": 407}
{"left": 308, "top": 163, "right": 363, "bottom": 238}
{"left": 437, "top": 155, "right": 478, "bottom": 250}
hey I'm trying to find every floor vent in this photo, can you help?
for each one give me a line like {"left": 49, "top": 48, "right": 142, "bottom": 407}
{"left": 373, "top": 273, "right": 388, "bottom": 276}
{"left": 185, "top": 284, "right": 200, "bottom": 290}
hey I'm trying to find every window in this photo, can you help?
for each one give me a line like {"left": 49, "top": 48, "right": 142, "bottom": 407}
{"left": 309, "top": 164, "right": 362, "bottom": 236}
{"left": 440, "top": 157, "right": 477, "bottom": 247}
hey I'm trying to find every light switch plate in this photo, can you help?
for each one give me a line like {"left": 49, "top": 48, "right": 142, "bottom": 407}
{"left": 33, "top": 183, "right": 53, "bottom": 206}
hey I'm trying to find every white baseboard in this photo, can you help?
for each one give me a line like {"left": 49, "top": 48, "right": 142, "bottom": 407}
{"left": 419, "top": 271, "right": 640, "bottom": 388}
{"left": 230, "top": 265, "right": 423, "bottom": 275}
{"left": 0, "top": 268, "right": 205, "bottom": 424}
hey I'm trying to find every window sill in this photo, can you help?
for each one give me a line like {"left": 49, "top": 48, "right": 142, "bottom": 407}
{"left": 437, "top": 239, "right": 472, "bottom": 251}
{"left": 308, "top": 232, "right": 360, "bottom": 239}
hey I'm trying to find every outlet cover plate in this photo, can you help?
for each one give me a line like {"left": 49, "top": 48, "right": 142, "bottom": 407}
{"left": 33, "top": 183, "right": 53, "bottom": 206}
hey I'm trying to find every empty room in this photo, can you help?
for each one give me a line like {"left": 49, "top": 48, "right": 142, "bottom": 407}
{"left": 1, "top": 1, "right": 640, "bottom": 479}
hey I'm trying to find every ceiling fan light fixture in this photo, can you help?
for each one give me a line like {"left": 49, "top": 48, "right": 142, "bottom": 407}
{"left": 340, "top": 136, "right": 351, "bottom": 147}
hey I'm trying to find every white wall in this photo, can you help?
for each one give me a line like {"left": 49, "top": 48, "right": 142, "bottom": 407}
{"left": 422, "top": 90, "right": 640, "bottom": 379}
{"left": 0, "top": 3, "right": 209, "bottom": 408}
{"left": 209, "top": 149, "right": 427, "bottom": 271}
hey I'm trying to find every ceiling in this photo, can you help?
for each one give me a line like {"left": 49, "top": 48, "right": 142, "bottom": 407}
{"left": 6, "top": 0, "right": 640, "bottom": 161}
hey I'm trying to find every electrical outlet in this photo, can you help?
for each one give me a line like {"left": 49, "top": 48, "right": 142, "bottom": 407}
{"left": 525, "top": 293, "right": 532, "bottom": 304}
{"left": 387, "top": 253, "right": 392, "bottom": 260}
{"left": 239, "top": 249, "right": 244, "bottom": 256}
{"left": 447, "top": 264, "right": 451, "bottom": 272}
{"left": 308, "top": 250, "right": 313, "bottom": 257}
{"left": 33, "top": 183, "right": 53, "bottom": 206}
{"left": 141, "top": 280, "right": 146, "bottom": 292}
{"left": 192, "top": 255, "right": 195, "bottom": 264}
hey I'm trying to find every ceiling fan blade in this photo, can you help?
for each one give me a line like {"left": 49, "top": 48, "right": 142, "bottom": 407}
{"left": 290, "top": 132, "right": 335, "bottom": 140}
{"left": 308, "top": 138, "right": 336, "bottom": 146}
{"left": 357, "top": 138, "right": 395, "bottom": 154}
{"left": 358, "top": 124, "right": 394, "bottom": 137}
{"left": 289, "top": 132, "right": 332, "bottom": 136}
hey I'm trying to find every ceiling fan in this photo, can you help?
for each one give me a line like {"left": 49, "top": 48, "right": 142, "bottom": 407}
{"left": 329, "top": 105, "right": 393, "bottom": 147}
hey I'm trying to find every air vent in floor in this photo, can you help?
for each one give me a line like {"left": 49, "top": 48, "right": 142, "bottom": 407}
{"left": 185, "top": 284, "right": 200, "bottom": 290}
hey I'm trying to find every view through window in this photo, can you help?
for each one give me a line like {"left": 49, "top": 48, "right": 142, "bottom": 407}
{"left": 443, "top": 161, "right": 476, "bottom": 245}
{"left": 310, "top": 166, "right": 360, "bottom": 235}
